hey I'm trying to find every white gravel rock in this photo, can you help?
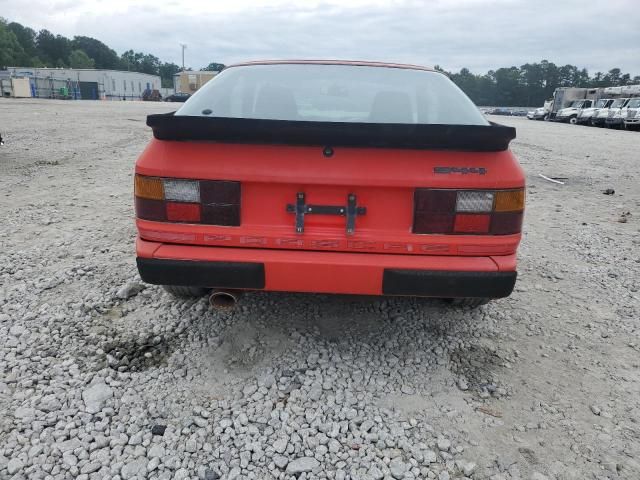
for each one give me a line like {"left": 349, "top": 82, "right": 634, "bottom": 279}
{"left": 116, "top": 281, "right": 144, "bottom": 299}
{"left": 273, "top": 437, "right": 288, "bottom": 454}
{"left": 438, "top": 471, "right": 450, "bottom": 480}
{"left": 82, "top": 382, "right": 113, "bottom": 414}
{"left": 286, "top": 457, "right": 319, "bottom": 474}
{"left": 530, "top": 473, "right": 550, "bottom": 480}
{"left": 9, "top": 325, "right": 28, "bottom": 337}
{"left": 185, "top": 438, "right": 198, "bottom": 452}
{"left": 389, "top": 458, "right": 408, "bottom": 479}
{"left": 148, "top": 444, "right": 165, "bottom": 458}
{"left": 328, "top": 438, "right": 341, "bottom": 453}
{"left": 58, "top": 438, "right": 83, "bottom": 453}
{"left": 369, "top": 465, "right": 384, "bottom": 480}
{"left": 456, "top": 460, "right": 476, "bottom": 476}
{"left": 7, "top": 458, "right": 24, "bottom": 475}
{"left": 121, "top": 458, "right": 148, "bottom": 479}
{"left": 273, "top": 454, "right": 289, "bottom": 469}
{"left": 63, "top": 453, "right": 78, "bottom": 466}
{"left": 437, "top": 438, "right": 451, "bottom": 452}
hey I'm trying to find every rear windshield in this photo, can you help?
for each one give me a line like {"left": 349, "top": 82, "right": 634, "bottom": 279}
{"left": 176, "top": 64, "right": 489, "bottom": 125}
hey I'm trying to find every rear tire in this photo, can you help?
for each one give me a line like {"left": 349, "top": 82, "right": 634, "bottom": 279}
{"left": 162, "top": 285, "right": 209, "bottom": 297}
{"left": 445, "top": 297, "right": 491, "bottom": 308}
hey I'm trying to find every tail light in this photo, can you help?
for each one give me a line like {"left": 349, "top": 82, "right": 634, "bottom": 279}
{"left": 413, "top": 188, "right": 524, "bottom": 235}
{"left": 135, "top": 175, "right": 240, "bottom": 226}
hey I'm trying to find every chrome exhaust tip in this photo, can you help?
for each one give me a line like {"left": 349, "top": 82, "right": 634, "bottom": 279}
{"left": 208, "top": 290, "right": 241, "bottom": 309}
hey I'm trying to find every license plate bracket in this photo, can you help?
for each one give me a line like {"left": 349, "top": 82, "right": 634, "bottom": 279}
{"left": 286, "top": 192, "right": 366, "bottom": 235}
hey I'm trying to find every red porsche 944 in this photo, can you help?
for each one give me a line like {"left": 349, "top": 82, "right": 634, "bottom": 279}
{"left": 135, "top": 61, "right": 524, "bottom": 307}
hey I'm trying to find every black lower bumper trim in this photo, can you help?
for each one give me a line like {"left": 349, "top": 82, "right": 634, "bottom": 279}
{"left": 382, "top": 270, "right": 517, "bottom": 298}
{"left": 137, "top": 258, "right": 265, "bottom": 289}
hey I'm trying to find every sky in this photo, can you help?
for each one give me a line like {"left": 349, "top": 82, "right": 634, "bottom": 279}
{"left": 2, "top": 0, "right": 639, "bottom": 75}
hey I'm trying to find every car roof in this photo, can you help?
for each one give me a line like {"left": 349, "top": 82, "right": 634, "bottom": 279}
{"left": 226, "top": 59, "right": 436, "bottom": 72}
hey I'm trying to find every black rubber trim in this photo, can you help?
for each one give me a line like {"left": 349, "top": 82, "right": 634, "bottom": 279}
{"left": 382, "top": 270, "right": 517, "bottom": 298}
{"left": 147, "top": 113, "right": 516, "bottom": 151}
{"left": 137, "top": 258, "right": 265, "bottom": 289}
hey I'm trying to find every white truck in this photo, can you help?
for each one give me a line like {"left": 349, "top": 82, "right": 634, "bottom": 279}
{"left": 592, "top": 97, "right": 629, "bottom": 127}
{"left": 555, "top": 99, "right": 594, "bottom": 124}
{"left": 576, "top": 98, "right": 614, "bottom": 126}
{"left": 621, "top": 97, "right": 640, "bottom": 130}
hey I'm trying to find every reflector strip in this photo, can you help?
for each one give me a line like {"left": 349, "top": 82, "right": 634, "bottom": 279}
{"left": 494, "top": 189, "right": 525, "bottom": 212}
{"left": 135, "top": 175, "right": 164, "bottom": 200}
{"left": 138, "top": 229, "right": 197, "bottom": 242}
{"left": 164, "top": 179, "right": 200, "bottom": 203}
{"left": 456, "top": 191, "right": 494, "bottom": 212}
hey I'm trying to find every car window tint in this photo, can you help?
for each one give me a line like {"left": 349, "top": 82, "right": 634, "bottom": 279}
{"left": 176, "top": 64, "right": 489, "bottom": 125}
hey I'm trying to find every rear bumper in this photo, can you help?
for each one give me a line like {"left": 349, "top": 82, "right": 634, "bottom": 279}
{"left": 137, "top": 237, "right": 517, "bottom": 298}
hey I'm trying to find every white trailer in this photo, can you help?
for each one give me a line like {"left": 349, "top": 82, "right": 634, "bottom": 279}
{"left": 3, "top": 67, "right": 161, "bottom": 100}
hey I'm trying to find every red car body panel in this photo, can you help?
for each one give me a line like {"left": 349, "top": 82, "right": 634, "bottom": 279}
{"left": 136, "top": 141, "right": 523, "bottom": 258}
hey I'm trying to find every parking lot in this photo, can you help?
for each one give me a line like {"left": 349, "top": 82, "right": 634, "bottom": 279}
{"left": 1, "top": 99, "right": 639, "bottom": 480}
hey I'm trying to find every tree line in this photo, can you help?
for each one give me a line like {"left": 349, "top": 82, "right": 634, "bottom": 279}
{"left": 439, "top": 62, "right": 640, "bottom": 107}
{"left": 2, "top": 17, "right": 638, "bottom": 104}
{"left": 0, "top": 18, "right": 224, "bottom": 88}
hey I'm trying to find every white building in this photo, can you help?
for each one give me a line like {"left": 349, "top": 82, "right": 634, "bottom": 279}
{"left": 3, "top": 67, "right": 162, "bottom": 100}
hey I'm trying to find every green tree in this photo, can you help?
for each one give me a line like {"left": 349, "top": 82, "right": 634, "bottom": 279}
{"left": 36, "top": 29, "right": 71, "bottom": 66}
{"left": 69, "top": 49, "right": 95, "bottom": 68}
{"left": 202, "top": 62, "right": 225, "bottom": 71}
{"left": 493, "top": 67, "right": 525, "bottom": 105}
{"left": 0, "top": 18, "right": 25, "bottom": 67}
{"left": 71, "top": 36, "right": 120, "bottom": 69}
{"left": 159, "top": 62, "right": 181, "bottom": 88}
{"left": 120, "top": 50, "right": 161, "bottom": 75}
{"left": 7, "top": 21, "right": 37, "bottom": 64}
{"left": 139, "top": 53, "right": 161, "bottom": 75}
{"left": 604, "top": 68, "right": 622, "bottom": 86}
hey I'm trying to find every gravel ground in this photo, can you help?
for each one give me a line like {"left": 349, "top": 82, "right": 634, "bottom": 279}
{"left": 0, "top": 99, "right": 639, "bottom": 480}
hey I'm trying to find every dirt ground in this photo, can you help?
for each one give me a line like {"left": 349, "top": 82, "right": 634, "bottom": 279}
{"left": 0, "top": 99, "right": 639, "bottom": 480}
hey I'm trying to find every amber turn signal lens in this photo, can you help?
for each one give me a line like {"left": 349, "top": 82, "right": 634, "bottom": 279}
{"left": 494, "top": 189, "right": 525, "bottom": 212}
{"left": 135, "top": 175, "right": 164, "bottom": 200}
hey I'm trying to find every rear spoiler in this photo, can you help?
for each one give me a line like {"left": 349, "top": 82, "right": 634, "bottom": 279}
{"left": 147, "top": 113, "right": 516, "bottom": 151}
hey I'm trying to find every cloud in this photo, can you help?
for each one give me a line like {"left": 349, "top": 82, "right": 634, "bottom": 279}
{"left": 2, "top": 0, "right": 639, "bottom": 74}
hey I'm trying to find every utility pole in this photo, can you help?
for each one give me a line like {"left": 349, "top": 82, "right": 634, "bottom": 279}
{"left": 180, "top": 43, "right": 187, "bottom": 71}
